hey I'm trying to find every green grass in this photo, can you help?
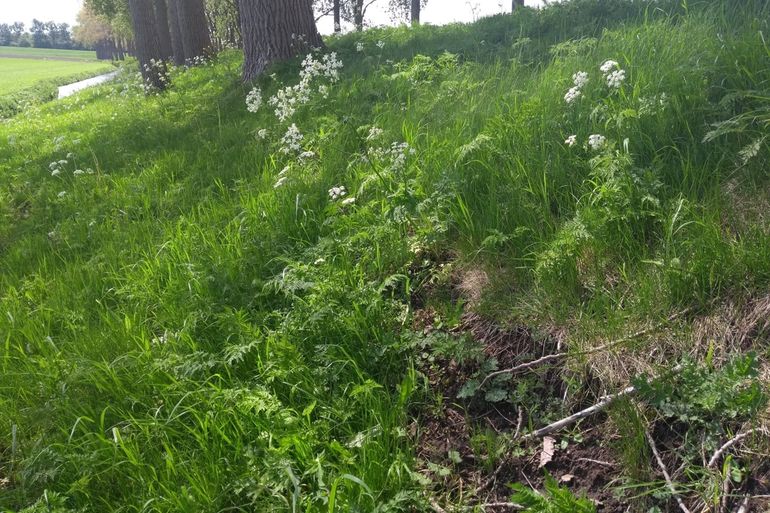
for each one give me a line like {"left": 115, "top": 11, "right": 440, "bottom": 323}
{"left": 0, "top": 57, "right": 113, "bottom": 96}
{"left": 0, "top": 47, "right": 99, "bottom": 62}
{"left": 1, "top": 0, "right": 769, "bottom": 511}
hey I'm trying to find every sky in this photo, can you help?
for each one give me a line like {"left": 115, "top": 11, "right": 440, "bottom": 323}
{"left": 0, "top": 0, "right": 543, "bottom": 29}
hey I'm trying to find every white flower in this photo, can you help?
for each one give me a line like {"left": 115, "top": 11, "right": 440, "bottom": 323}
{"left": 57, "top": 191, "right": 67, "bottom": 198}
{"left": 280, "top": 124, "right": 303, "bottom": 155}
{"left": 51, "top": 169, "right": 61, "bottom": 177}
{"left": 256, "top": 128, "right": 269, "bottom": 139}
{"left": 299, "top": 151, "right": 316, "bottom": 161}
{"left": 314, "top": 258, "right": 326, "bottom": 265}
{"left": 588, "top": 134, "right": 607, "bottom": 151}
{"left": 274, "top": 176, "right": 288, "bottom": 188}
{"left": 564, "top": 86, "right": 582, "bottom": 104}
{"left": 328, "top": 185, "right": 347, "bottom": 200}
{"left": 606, "top": 69, "right": 626, "bottom": 89}
{"left": 58, "top": 159, "right": 68, "bottom": 166}
{"left": 318, "top": 84, "right": 329, "bottom": 98}
{"left": 341, "top": 197, "right": 356, "bottom": 206}
{"left": 572, "top": 71, "right": 589, "bottom": 88}
{"left": 246, "top": 87, "right": 263, "bottom": 113}
{"left": 278, "top": 165, "right": 291, "bottom": 177}
{"left": 66, "top": 152, "right": 75, "bottom": 159}
{"left": 600, "top": 60, "right": 619, "bottom": 73}
{"left": 565, "top": 135, "right": 577, "bottom": 147}
{"left": 376, "top": 40, "right": 385, "bottom": 49}
{"left": 366, "top": 126, "right": 384, "bottom": 141}
{"left": 356, "top": 42, "right": 365, "bottom": 52}
{"left": 73, "top": 169, "right": 84, "bottom": 176}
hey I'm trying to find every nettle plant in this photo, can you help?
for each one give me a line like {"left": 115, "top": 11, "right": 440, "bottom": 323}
{"left": 536, "top": 58, "right": 669, "bottom": 292}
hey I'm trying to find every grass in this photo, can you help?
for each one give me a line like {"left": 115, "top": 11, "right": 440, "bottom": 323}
{"left": 1, "top": 0, "right": 769, "bottom": 511}
{"left": 0, "top": 58, "right": 113, "bottom": 96}
{"left": 0, "top": 47, "right": 99, "bottom": 62}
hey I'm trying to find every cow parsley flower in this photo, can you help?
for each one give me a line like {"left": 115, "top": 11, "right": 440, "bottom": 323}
{"left": 73, "top": 169, "right": 85, "bottom": 176}
{"left": 57, "top": 191, "right": 67, "bottom": 198}
{"left": 51, "top": 169, "right": 61, "bottom": 177}
{"left": 600, "top": 60, "right": 619, "bottom": 73}
{"left": 274, "top": 176, "right": 288, "bottom": 188}
{"left": 246, "top": 87, "right": 263, "bottom": 113}
{"left": 606, "top": 69, "right": 626, "bottom": 89}
{"left": 299, "top": 150, "right": 316, "bottom": 161}
{"left": 564, "top": 86, "right": 582, "bottom": 104}
{"left": 356, "top": 42, "right": 365, "bottom": 52}
{"left": 588, "top": 134, "right": 607, "bottom": 151}
{"left": 280, "top": 124, "right": 303, "bottom": 155}
{"left": 565, "top": 135, "right": 577, "bottom": 147}
{"left": 376, "top": 40, "right": 385, "bottom": 49}
{"left": 256, "top": 128, "right": 269, "bottom": 139}
{"left": 341, "top": 197, "right": 356, "bottom": 206}
{"left": 328, "top": 185, "right": 347, "bottom": 200}
{"left": 572, "top": 71, "right": 589, "bottom": 88}
{"left": 366, "top": 126, "right": 384, "bottom": 141}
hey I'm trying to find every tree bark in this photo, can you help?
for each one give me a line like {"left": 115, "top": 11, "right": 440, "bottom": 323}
{"left": 153, "top": 0, "right": 174, "bottom": 59}
{"left": 411, "top": 0, "right": 420, "bottom": 25}
{"left": 178, "top": 0, "right": 212, "bottom": 61}
{"left": 333, "top": 0, "right": 341, "bottom": 33}
{"left": 128, "top": 0, "right": 166, "bottom": 90}
{"left": 166, "top": 0, "right": 185, "bottom": 65}
{"left": 238, "top": 0, "right": 323, "bottom": 81}
{"left": 353, "top": 0, "right": 364, "bottom": 31}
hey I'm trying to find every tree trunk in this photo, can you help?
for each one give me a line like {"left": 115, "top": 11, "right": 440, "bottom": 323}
{"left": 167, "top": 0, "right": 185, "bottom": 65}
{"left": 411, "top": 0, "right": 420, "bottom": 25}
{"left": 353, "top": 0, "right": 364, "bottom": 31}
{"left": 333, "top": 0, "right": 341, "bottom": 33}
{"left": 512, "top": 0, "right": 524, "bottom": 11}
{"left": 178, "top": 0, "right": 212, "bottom": 61}
{"left": 238, "top": 0, "right": 323, "bottom": 81}
{"left": 153, "top": 0, "right": 174, "bottom": 59}
{"left": 128, "top": 0, "right": 167, "bottom": 90}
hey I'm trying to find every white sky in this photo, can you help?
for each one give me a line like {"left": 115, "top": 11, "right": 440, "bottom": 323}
{"left": 0, "top": 0, "right": 543, "bottom": 30}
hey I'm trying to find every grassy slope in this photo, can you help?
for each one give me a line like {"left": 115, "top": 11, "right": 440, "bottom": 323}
{"left": 0, "top": 47, "right": 99, "bottom": 61}
{"left": 1, "top": 1, "right": 769, "bottom": 511}
{"left": 0, "top": 58, "right": 114, "bottom": 95}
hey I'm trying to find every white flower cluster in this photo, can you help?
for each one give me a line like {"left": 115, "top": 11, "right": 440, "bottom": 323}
{"left": 600, "top": 59, "right": 626, "bottom": 89}
{"left": 267, "top": 53, "right": 343, "bottom": 122}
{"left": 588, "top": 134, "right": 607, "bottom": 151}
{"left": 280, "top": 124, "right": 303, "bottom": 155}
{"left": 49, "top": 159, "right": 68, "bottom": 176}
{"left": 564, "top": 70, "right": 589, "bottom": 105}
{"left": 376, "top": 40, "right": 385, "bottom": 49}
{"left": 256, "top": 128, "right": 269, "bottom": 140}
{"left": 246, "top": 87, "right": 263, "bottom": 113}
{"left": 356, "top": 42, "right": 365, "bottom": 52}
{"left": 639, "top": 92, "right": 669, "bottom": 116}
{"left": 565, "top": 135, "right": 577, "bottom": 147}
{"left": 368, "top": 142, "right": 416, "bottom": 173}
{"left": 328, "top": 185, "right": 347, "bottom": 200}
{"left": 366, "top": 126, "right": 384, "bottom": 141}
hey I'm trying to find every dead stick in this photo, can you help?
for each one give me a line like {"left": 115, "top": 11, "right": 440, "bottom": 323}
{"left": 735, "top": 496, "right": 749, "bottom": 513}
{"left": 645, "top": 430, "right": 692, "bottom": 513}
{"left": 430, "top": 499, "right": 448, "bottom": 513}
{"left": 479, "top": 310, "right": 688, "bottom": 389}
{"left": 708, "top": 428, "right": 766, "bottom": 469}
{"left": 522, "top": 385, "right": 636, "bottom": 439}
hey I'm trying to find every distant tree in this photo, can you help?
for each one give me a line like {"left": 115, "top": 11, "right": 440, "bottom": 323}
{"left": 74, "top": 6, "right": 121, "bottom": 58}
{"left": 239, "top": 0, "right": 322, "bottom": 81}
{"left": 386, "top": 0, "right": 428, "bottom": 24}
{"left": 205, "top": 0, "right": 241, "bottom": 51}
{"left": 512, "top": 0, "right": 524, "bottom": 10}
{"left": 128, "top": 0, "right": 167, "bottom": 89}
{"left": 0, "top": 24, "right": 11, "bottom": 46}
{"left": 30, "top": 19, "right": 50, "bottom": 48}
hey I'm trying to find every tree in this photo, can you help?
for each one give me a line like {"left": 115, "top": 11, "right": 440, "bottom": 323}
{"left": 166, "top": 0, "right": 185, "bottom": 65}
{"left": 205, "top": 0, "right": 241, "bottom": 52}
{"left": 239, "top": 0, "right": 322, "bottom": 81}
{"left": 128, "top": 0, "right": 167, "bottom": 89}
{"left": 177, "top": 0, "right": 212, "bottom": 60}
{"left": 386, "top": 0, "right": 427, "bottom": 24}
{"left": 153, "top": 0, "right": 174, "bottom": 59}
{"left": 512, "top": 0, "right": 524, "bottom": 11}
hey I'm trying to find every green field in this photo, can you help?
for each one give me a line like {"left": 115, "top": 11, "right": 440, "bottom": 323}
{"left": 0, "top": 47, "right": 112, "bottom": 96}
{"left": 1, "top": 1, "right": 770, "bottom": 512}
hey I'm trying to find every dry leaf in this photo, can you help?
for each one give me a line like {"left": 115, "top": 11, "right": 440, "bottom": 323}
{"left": 539, "top": 436, "right": 556, "bottom": 468}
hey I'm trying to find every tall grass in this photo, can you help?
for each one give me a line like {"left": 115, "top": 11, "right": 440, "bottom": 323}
{"left": 1, "top": 0, "right": 769, "bottom": 511}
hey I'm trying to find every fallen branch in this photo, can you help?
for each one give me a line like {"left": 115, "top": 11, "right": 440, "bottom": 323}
{"left": 521, "top": 364, "right": 682, "bottom": 439}
{"left": 708, "top": 428, "right": 766, "bottom": 469}
{"left": 735, "top": 496, "right": 749, "bottom": 513}
{"left": 430, "top": 499, "right": 448, "bottom": 513}
{"left": 479, "top": 310, "right": 689, "bottom": 389}
{"left": 645, "top": 430, "right": 692, "bottom": 513}
{"left": 523, "top": 385, "right": 636, "bottom": 440}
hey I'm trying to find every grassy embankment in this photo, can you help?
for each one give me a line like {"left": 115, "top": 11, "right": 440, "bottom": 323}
{"left": 0, "top": 47, "right": 114, "bottom": 117}
{"left": 1, "top": 0, "right": 769, "bottom": 511}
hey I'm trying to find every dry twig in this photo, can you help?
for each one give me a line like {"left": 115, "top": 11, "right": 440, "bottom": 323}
{"left": 645, "top": 430, "right": 692, "bottom": 513}
{"left": 708, "top": 428, "right": 766, "bottom": 469}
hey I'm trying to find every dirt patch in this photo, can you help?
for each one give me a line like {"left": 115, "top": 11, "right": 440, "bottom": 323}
{"left": 411, "top": 310, "right": 628, "bottom": 511}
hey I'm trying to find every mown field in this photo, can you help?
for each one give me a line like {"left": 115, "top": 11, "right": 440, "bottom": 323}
{"left": 1, "top": 1, "right": 769, "bottom": 512}
{"left": 0, "top": 47, "right": 112, "bottom": 96}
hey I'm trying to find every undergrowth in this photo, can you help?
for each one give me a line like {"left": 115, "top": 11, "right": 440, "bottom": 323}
{"left": 1, "top": 0, "right": 769, "bottom": 511}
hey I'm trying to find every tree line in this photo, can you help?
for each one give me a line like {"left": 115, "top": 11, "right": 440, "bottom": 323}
{"left": 0, "top": 20, "right": 83, "bottom": 50}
